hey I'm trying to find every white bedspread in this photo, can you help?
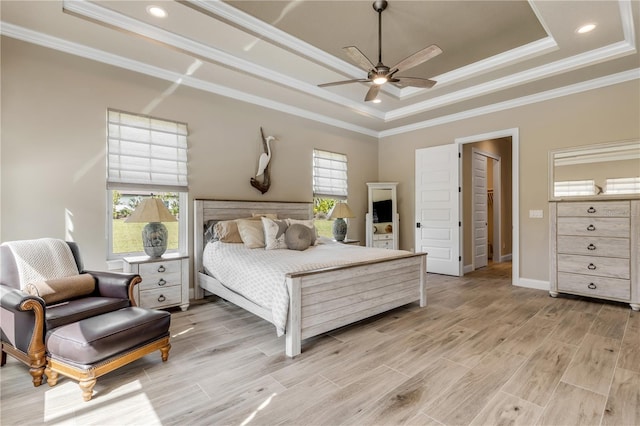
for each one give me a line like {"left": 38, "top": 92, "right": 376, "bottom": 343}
{"left": 202, "top": 241, "right": 410, "bottom": 336}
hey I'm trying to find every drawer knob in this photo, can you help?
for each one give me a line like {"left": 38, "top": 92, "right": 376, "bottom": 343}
{"left": 587, "top": 206, "right": 596, "bottom": 213}
{"left": 157, "top": 295, "right": 166, "bottom": 302}
{"left": 587, "top": 243, "right": 596, "bottom": 251}
{"left": 586, "top": 224, "right": 596, "bottom": 231}
{"left": 587, "top": 283, "right": 597, "bottom": 289}
{"left": 157, "top": 265, "right": 166, "bottom": 273}
{"left": 158, "top": 278, "right": 166, "bottom": 286}
{"left": 588, "top": 263, "right": 597, "bottom": 270}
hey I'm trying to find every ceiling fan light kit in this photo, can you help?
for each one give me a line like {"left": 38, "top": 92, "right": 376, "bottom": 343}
{"left": 319, "top": 0, "right": 442, "bottom": 102}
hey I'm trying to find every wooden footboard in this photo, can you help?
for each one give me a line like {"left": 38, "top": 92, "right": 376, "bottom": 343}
{"left": 285, "top": 254, "right": 426, "bottom": 357}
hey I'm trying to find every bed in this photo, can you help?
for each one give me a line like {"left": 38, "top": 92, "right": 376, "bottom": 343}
{"left": 193, "top": 199, "right": 427, "bottom": 357}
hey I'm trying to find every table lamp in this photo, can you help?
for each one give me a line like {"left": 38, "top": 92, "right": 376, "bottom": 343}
{"left": 328, "top": 202, "right": 355, "bottom": 242}
{"left": 125, "top": 198, "right": 177, "bottom": 258}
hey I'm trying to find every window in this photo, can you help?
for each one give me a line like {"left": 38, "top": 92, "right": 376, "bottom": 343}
{"left": 605, "top": 177, "right": 640, "bottom": 194}
{"left": 553, "top": 180, "right": 595, "bottom": 197}
{"left": 313, "top": 149, "right": 348, "bottom": 238}
{"left": 107, "top": 109, "right": 188, "bottom": 260}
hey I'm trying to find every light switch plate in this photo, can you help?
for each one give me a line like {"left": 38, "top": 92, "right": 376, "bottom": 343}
{"left": 529, "top": 209, "right": 544, "bottom": 218}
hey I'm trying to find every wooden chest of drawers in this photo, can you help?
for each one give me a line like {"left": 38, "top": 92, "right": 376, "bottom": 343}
{"left": 549, "top": 200, "right": 639, "bottom": 310}
{"left": 123, "top": 254, "right": 189, "bottom": 311}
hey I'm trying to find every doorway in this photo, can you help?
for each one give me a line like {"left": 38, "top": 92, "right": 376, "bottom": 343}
{"left": 415, "top": 128, "right": 519, "bottom": 286}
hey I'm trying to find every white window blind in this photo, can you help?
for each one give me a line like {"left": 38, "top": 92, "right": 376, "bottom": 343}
{"left": 313, "top": 149, "right": 348, "bottom": 199}
{"left": 554, "top": 180, "right": 595, "bottom": 197}
{"left": 606, "top": 177, "right": 640, "bottom": 194}
{"left": 107, "top": 109, "right": 188, "bottom": 191}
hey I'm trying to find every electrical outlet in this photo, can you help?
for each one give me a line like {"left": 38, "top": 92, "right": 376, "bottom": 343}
{"left": 529, "top": 209, "right": 544, "bottom": 218}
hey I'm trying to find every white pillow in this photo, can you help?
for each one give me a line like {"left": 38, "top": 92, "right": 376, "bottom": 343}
{"left": 262, "top": 217, "right": 289, "bottom": 250}
{"left": 237, "top": 219, "right": 265, "bottom": 248}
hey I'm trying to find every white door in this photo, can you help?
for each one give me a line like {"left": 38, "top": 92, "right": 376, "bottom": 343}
{"left": 415, "top": 144, "right": 461, "bottom": 276}
{"left": 472, "top": 151, "right": 488, "bottom": 269}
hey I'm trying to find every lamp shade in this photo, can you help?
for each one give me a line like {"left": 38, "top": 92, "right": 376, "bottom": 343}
{"left": 125, "top": 198, "right": 177, "bottom": 223}
{"left": 328, "top": 202, "right": 355, "bottom": 219}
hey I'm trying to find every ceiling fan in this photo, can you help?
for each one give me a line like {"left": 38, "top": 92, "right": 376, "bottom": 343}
{"left": 319, "top": 0, "right": 442, "bottom": 102}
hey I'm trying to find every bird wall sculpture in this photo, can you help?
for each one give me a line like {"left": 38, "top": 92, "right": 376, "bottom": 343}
{"left": 250, "top": 127, "right": 275, "bottom": 194}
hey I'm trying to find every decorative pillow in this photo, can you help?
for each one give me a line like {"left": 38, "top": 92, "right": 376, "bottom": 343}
{"left": 252, "top": 213, "right": 278, "bottom": 219}
{"left": 285, "top": 224, "right": 313, "bottom": 251}
{"left": 285, "top": 218, "right": 318, "bottom": 245}
{"left": 237, "top": 219, "right": 266, "bottom": 248}
{"left": 214, "top": 220, "right": 243, "bottom": 243}
{"left": 204, "top": 220, "right": 218, "bottom": 244}
{"left": 262, "top": 217, "right": 289, "bottom": 250}
{"left": 25, "top": 274, "right": 95, "bottom": 305}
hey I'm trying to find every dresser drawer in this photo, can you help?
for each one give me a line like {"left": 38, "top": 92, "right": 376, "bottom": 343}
{"left": 373, "top": 240, "right": 393, "bottom": 249}
{"left": 138, "top": 261, "right": 182, "bottom": 290}
{"left": 373, "top": 233, "right": 393, "bottom": 240}
{"left": 557, "top": 217, "right": 629, "bottom": 237}
{"left": 557, "top": 201, "right": 630, "bottom": 218}
{"left": 557, "top": 236, "right": 630, "bottom": 258}
{"left": 557, "top": 254, "right": 630, "bottom": 279}
{"left": 139, "top": 286, "right": 182, "bottom": 309}
{"left": 557, "top": 272, "right": 630, "bottom": 301}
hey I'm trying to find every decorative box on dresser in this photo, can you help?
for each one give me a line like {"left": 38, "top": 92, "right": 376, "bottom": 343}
{"left": 123, "top": 253, "right": 190, "bottom": 311}
{"left": 549, "top": 199, "right": 639, "bottom": 311}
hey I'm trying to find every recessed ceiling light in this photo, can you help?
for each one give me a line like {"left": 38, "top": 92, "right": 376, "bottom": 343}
{"left": 576, "top": 23, "right": 596, "bottom": 34}
{"left": 147, "top": 5, "right": 168, "bottom": 18}
{"left": 372, "top": 99, "right": 382, "bottom": 104}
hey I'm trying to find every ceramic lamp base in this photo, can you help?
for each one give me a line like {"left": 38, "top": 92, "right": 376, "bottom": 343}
{"left": 332, "top": 217, "right": 347, "bottom": 242}
{"left": 142, "top": 222, "right": 168, "bottom": 258}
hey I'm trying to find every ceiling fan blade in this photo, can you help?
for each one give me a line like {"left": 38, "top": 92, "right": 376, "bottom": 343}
{"left": 393, "top": 77, "right": 437, "bottom": 89}
{"left": 319, "top": 79, "right": 370, "bottom": 88}
{"left": 343, "top": 46, "right": 376, "bottom": 72}
{"left": 364, "top": 84, "right": 381, "bottom": 102}
{"left": 389, "top": 44, "right": 442, "bottom": 75}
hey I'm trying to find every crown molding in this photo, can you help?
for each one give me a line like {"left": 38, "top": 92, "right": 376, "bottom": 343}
{"left": 0, "top": 22, "right": 378, "bottom": 138}
{"left": 380, "top": 68, "right": 640, "bottom": 138}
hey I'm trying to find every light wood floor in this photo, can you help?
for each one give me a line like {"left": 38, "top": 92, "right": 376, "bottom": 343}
{"left": 2, "top": 262, "right": 639, "bottom": 425}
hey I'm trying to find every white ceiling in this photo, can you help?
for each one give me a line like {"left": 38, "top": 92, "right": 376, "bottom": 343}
{"left": 2, "top": 1, "right": 638, "bottom": 137}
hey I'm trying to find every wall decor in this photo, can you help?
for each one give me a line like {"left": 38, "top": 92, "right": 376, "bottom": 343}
{"left": 250, "top": 127, "right": 275, "bottom": 194}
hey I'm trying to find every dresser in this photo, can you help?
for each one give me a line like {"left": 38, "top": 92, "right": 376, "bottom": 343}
{"left": 549, "top": 200, "right": 639, "bottom": 310}
{"left": 123, "top": 253, "right": 189, "bottom": 311}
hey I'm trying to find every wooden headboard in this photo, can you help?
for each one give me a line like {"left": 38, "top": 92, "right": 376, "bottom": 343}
{"left": 193, "top": 199, "right": 313, "bottom": 275}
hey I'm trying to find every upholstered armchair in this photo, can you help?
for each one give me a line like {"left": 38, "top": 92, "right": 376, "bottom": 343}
{"left": 0, "top": 239, "right": 142, "bottom": 387}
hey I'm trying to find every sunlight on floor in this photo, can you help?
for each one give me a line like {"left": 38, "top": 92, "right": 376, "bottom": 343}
{"left": 172, "top": 326, "right": 193, "bottom": 338}
{"left": 240, "top": 392, "right": 277, "bottom": 426}
{"left": 44, "top": 379, "right": 162, "bottom": 424}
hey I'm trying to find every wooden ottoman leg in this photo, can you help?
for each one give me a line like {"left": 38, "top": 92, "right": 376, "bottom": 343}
{"left": 160, "top": 343, "right": 171, "bottom": 362}
{"left": 79, "top": 378, "right": 97, "bottom": 402}
{"left": 45, "top": 367, "right": 59, "bottom": 386}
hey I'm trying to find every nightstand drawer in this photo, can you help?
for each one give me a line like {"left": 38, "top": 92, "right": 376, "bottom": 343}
{"left": 557, "top": 254, "right": 629, "bottom": 279}
{"left": 139, "top": 286, "right": 182, "bottom": 309}
{"left": 558, "top": 272, "right": 630, "bottom": 300}
{"left": 557, "top": 236, "right": 629, "bottom": 258}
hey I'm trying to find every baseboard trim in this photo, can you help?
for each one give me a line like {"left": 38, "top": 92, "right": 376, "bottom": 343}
{"left": 515, "top": 278, "right": 549, "bottom": 291}
{"left": 463, "top": 264, "right": 474, "bottom": 274}
{"left": 500, "top": 254, "right": 512, "bottom": 262}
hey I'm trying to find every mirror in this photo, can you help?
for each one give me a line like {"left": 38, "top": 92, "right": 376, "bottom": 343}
{"left": 549, "top": 140, "right": 640, "bottom": 200}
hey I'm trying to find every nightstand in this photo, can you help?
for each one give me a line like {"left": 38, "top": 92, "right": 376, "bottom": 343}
{"left": 336, "top": 239, "right": 360, "bottom": 245}
{"left": 123, "top": 253, "right": 189, "bottom": 311}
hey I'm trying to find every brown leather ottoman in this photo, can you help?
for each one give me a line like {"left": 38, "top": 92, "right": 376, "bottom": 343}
{"left": 44, "top": 306, "right": 171, "bottom": 401}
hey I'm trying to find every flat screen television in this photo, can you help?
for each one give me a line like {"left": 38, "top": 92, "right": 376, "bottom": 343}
{"left": 372, "top": 199, "right": 393, "bottom": 223}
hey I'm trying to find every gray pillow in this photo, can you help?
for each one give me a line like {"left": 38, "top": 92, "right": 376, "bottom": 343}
{"left": 285, "top": 224, "right": 313, "bottom": 251}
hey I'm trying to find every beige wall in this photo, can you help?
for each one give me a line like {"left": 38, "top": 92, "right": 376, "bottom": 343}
{"left": 379, "top": 79, "right": 640, "bottom": 283}
{"left": 0, "top": 38, "right": 378, "bottom": 275}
